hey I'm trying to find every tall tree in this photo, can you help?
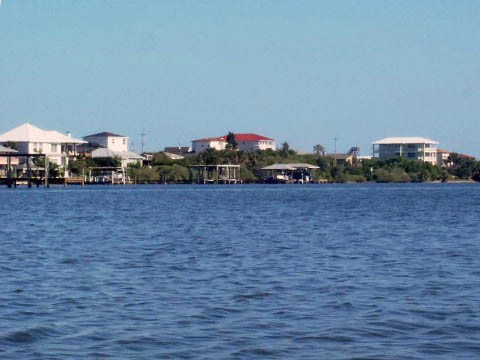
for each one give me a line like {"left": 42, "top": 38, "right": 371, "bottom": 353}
{"left": 280, "top": 142, "right": 290, "bottom": 157}
{"left": 313, "top": 144, "right": 326, "bottom": 155}
{"left": 225, "top": 132, "right": 238, "bottom": 150}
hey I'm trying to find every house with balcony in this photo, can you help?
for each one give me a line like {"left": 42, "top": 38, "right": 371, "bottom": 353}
{"left": 0, "top": 123, "right": 85, "bottom": 176}
{"left": 82, "top": 130, "right": 144, "bottom": 166}
{"left": 81, "top": 131, "right": 144, "bottom": 182}
{"left": 192, "top": 133, "right": 275, "bottom": 153}
{"left": 372, "top": 137, "right": 439, "bottom": 165}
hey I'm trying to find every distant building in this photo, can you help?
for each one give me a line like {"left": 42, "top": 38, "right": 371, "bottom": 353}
{"left": 326, "top": 153, "right": 355, "bottom": 165}
{"left": 164, "top": 146, "right": 191, "bottom": 156}
{"left": 164, "top": 152, "right": 185, "bottom": 160}
{"left": 83, "top": 132, "right": 129, "bottom": 153}
{"left": 0, "top": 123, "right": 85, "bottom": 171}
{"left": 372, "top": 137, "right": 439, "bottom": 165}
{"left": 164, "top": 146, "right": 191, "bottom": 159}
{"left": 326, "top": 147, "right": 360, "bottom": 165}
{"left": 437, "top": 149, "right": 475, "bottom": 167}
{"left": 192, "top": 137, "right": 227, "bottom": 153}
{"left": 192, "top": 133, "right": 275, "bottom": 153}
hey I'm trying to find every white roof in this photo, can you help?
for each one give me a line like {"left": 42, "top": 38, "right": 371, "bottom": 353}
{"left": 372, "top": 137, "right": 438, "bottom": 145}
{"left": 262, "top": 164, "right": 297, "bottom": 171}
{"left": 91, "top": 148, "right": 144, "bottom": 160}
{"left": 0, "top": 145, "right": 18, "bottom": 153}
{"left": 288, "top": 163, "right": 320, "bottom": 169}
{"left": 0, "top": 123, "right": 86, "bottom": 144}
{"left": 262, "top": 163, "right": 319, "bottom": 171}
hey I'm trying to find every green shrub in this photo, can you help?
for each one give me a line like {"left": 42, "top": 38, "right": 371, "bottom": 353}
{"left": 375, "top": 169, "right": 393, "bottom": 183}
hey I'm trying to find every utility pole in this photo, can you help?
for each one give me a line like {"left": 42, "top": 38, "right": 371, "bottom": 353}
{"left": 140, "top": 131, "right": 146, "bottom": 154}
{"left": 333, "top": 137, "right": 338, "bottom": 165}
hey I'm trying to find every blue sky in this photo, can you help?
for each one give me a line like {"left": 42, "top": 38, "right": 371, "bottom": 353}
{"left": 0, "top": 0, "right": 479, "bottom": 155}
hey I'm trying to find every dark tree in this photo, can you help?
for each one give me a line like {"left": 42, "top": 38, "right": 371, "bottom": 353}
{"left": 226, "top": 132, "right": 238, "bottom": 150}
{"left": 313, "top": 144, "right": 325, "bottom": 155}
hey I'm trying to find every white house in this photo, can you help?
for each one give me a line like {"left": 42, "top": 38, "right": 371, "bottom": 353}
{"left": 192, "top": 133, "right": 275, "bottom": 153}
{"left": 0, "top": 123, "right": 85, "bottom": 173}
{"left": 83, "top": 131, "right": 129, "bottom": 152}
{"left": 372, "top": 137, "right": 439, "bottom": 165}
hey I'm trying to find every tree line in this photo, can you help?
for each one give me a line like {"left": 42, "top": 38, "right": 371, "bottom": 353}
{"left": 67, "top": 143, "right": 479, "bottom": 184}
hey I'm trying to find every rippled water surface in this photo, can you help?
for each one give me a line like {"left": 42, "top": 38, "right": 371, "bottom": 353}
{"left": 1, "top": 184, "right": 480, "bottom": 359}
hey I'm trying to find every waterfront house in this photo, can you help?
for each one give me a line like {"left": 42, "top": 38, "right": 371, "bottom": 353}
{"left": 83, "top": 131, "right": 129, "bottom": 153}
{"left": 192, "top": 133, "right": 275, "bottom": 153}
{"left": 372, "top": 137, "right": 439, "bottom": 165}
{"left": 0, "top": 123, "right": 85, "bottom": 176}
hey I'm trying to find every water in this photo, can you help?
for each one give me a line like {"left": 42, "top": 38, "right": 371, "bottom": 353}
{"left": 1, "top": 183, "right": 480, "bottom": 359}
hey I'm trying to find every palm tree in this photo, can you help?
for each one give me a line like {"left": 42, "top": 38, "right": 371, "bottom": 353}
{"left": 313, "top": 144, "right": 326, "bottom": 155}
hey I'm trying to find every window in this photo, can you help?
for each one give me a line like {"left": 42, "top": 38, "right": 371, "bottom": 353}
{"left": 408, "top": 153, "right": 416, "bottom": 158}
{"left": 425, "top": 144, "right": 431, "bottom": 148}
{"left": 123, "top": 139, "right": 126, "bottom": 145}
{"left": 425, "top": 152, "right": 431, "bottom": 156}
{"left": 112, "top": 138, "right": 115, "bottom": 144}
{"left": 51, "top": 144, "right": 57, "bottom": 153}
{"left": 408, "top": 144, "right": 415, "bottom": 149}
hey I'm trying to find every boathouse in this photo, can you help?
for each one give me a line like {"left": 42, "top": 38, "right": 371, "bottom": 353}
{"left": 262, "top": 163, "right": 319, "bottom": 183}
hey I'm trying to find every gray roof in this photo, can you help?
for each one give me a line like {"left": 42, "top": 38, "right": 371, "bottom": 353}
{"left": 0, "top": 145, "right": 18, "bottom": 153}
{"left": 164, "top": 146, "right": 191, "bottom": 155}
{"left": 84, "top": 131, "right": 126, "bottom": 138}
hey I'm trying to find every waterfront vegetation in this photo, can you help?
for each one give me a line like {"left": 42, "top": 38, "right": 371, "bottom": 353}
{"left": 67, "top": 147, "right": 480, "bottom": 184}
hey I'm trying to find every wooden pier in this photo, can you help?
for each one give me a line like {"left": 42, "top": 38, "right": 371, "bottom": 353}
{"left": 0, "top": 152, "right": 49, "bottom": 188}
{"left": 188, "top": 164, "right": 242, "bottom": 184}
